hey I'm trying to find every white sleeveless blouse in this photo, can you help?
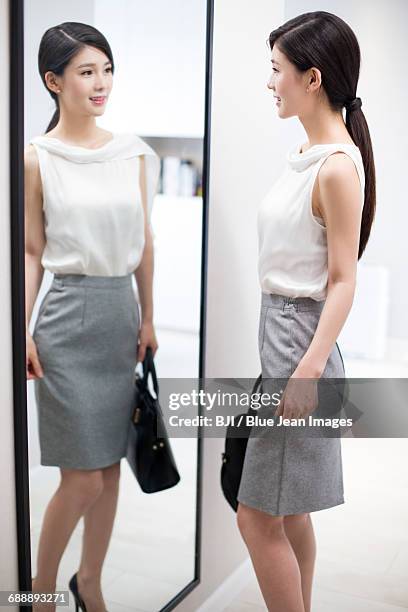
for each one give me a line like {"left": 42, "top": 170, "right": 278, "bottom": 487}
{"left": 29, "top": 132, "right": 160, "bottom": 276}
{"left": 258, "top": 141, "right": 365, "bottom": 301}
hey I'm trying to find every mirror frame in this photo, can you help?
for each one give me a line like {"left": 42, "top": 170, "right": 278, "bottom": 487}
{"left": 10, "top": 0, "right": 213, "bottom": 609}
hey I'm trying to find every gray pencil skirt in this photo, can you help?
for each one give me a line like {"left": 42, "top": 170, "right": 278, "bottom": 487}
{"left": 32, "top": 273, "right": 140, "bottom": 470}
{"left": 237, "top": 292, "right": 346, "bottom": 516}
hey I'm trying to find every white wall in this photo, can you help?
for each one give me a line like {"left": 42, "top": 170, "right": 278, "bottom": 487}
{"left": 177, "top": 1, "right": 288, "bottom": 610}
{"left": 95, "top": 0, "right": 206, "bottom": 137}
{"left": 205, "top": 0, "right": 289, "bottom": 379}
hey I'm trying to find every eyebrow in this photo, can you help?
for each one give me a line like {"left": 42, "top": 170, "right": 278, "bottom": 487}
{"left": 76, "top": 61, "right": 112, "bottom": 69}
{"left": 271, "top": 59, "right": 281, "bottom": 65}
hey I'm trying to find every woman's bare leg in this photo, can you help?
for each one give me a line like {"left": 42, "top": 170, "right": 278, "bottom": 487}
{"left": 237, "top": 502, "right": 305, "bottom": 612}
{"left": 31, "top": 469, "right": 105, "bottom": 611}
{"left": 76, "top": 461, "right": 121, "bottom": 612}
{"left": 283, "top": 513, "right": 316, "bottom": 612}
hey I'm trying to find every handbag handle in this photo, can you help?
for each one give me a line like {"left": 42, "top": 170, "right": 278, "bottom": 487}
{"left": 141, "top": 346, "right": 159, "bottom": 396}
{"left": 251, "top": 373, "right": 262, "bottom": 394}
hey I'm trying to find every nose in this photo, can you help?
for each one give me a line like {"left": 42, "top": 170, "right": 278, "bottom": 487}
{"left": 95, "top": 71, "right": 110, "bottom": 90}
{"left": 267, "top": 74, "right": 274, "bottom": 90}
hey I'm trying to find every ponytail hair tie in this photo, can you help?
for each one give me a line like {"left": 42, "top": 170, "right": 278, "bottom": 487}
{"left": 345, "top": 96, "right": 362, "bottom": 112}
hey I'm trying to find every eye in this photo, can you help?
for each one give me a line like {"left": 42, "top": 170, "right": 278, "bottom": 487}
{"left": 272, "top": 68, "right": 279, "bottom": 73}
{"left": 81, "top": 67, "right": 112, "bottom": 76}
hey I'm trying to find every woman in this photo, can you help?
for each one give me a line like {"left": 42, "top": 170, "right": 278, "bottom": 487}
{"left": 236, "top": 11, "right": 375, "bottom": 612}
{"left": 25, "top": 22, "right": 160, "bottom": 612}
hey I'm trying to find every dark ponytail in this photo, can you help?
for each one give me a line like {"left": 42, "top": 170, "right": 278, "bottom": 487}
{"left": 268, "top": 11, "right": 376, "bottom": 259}
{"left": 37, "top": 22, "right": 115, "bottom": 134}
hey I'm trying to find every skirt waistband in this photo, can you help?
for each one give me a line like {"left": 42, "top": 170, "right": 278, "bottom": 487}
{"left": 53, "top": 273, "right": 133, "bottom": 288}
{"left": 261, "top": 292, "right": 325, "bottom": 312}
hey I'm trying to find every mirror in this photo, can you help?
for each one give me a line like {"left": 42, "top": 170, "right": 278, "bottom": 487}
{"left": 19, "top": 1, "right": 211, "bottom": 610}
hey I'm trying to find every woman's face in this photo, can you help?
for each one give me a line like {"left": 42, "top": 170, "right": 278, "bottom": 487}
{"left": 267, "top": 45, "right": 314, "bottom": 118}
{"left": 47, "top": 45, "right": 113, "bottom": 117}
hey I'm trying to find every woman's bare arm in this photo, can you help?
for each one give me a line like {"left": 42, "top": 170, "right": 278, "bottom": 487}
{"left": 134, "top": 155, "right": 154, "bottom": 324}
{"left": 24, "top": 144, "right": 46, "bottom": 331}
{"left": 297, "top": 152, "right": 363, "bottom": 376}
{"left": 133, "top": 155, "right": 158, "bottom": 359}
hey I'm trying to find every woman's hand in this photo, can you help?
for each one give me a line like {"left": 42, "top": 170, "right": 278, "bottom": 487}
{"left": 274, "top": 361, "right": 321, "bottom": 420}
{"left": 137, "top": 320, "right": 159, "bottom": 362}
{"left": 26, "top": 331, "right": 44, "bottom": 380}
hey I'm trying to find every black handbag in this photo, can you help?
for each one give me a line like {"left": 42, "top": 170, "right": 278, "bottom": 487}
{"left": 220, "top": 373, "right": 262, "bottom": 512}
{"left": 126, "top": 346, "right": 181, "bottom": 493}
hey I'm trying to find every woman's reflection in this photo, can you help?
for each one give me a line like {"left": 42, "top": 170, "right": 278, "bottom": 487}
{"left": 25, "top": 22, "right": 160, "bottom": 612}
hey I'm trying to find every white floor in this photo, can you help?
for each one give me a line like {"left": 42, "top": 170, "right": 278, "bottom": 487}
{"left": 223, "top": 438, "right": 408, "bottom": 611}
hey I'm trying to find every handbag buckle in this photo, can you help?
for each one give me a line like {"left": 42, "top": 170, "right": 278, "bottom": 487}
{"left": 133, "top": 407, "right": 141, "bottom": 424}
